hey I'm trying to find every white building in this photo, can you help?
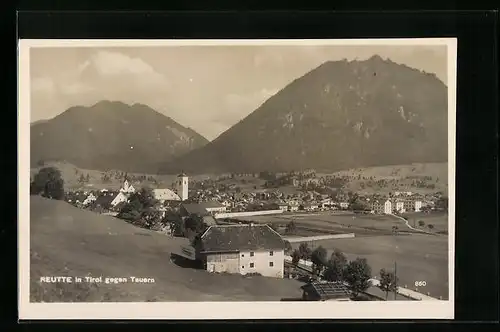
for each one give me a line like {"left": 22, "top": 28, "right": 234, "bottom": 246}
{"left": 176, "top": 172, "right": 189, "bottom": 201}
{"left": 415, "top": 200, "right": 423, "bottom": 212}
{"left": 384, "top": 200, "right": 392, "bottom": 214}
{"left": 82, "top": 192, "right": 97, "bottom": 206}
{"left": 194, "top": 224, "right": 286, "bottom": 278}
{"left": 120, "top": 180, "right": 136, "bottom": 194}
{"left": 111, "top": 191, "right": 129, "bottom": 207}
{"left": 395, "top": 201, "right": 405, "bottom": 213}
{"left": 339, "top": 202, "right": 349, "bottom": 209}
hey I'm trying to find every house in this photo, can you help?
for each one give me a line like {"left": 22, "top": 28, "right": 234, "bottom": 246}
{"left": 65, "top": 191, "right": 87, "bottom": 205}
{"left": 301, "top": 281, "right": 352, "bottom": 301}
{"left": 111, "top": 191, "right": 130, "bottom": 207}
{"left": 193, "top": 224, "right": 286, "bottom": 278}
{"left": 278, "top": 203, "right": 289, "bottom": 212}
{"left": 372, "top": 199, "right": 392, "bottom": 214}
{"left": 394, "top": 200, "right": 405, "bottom": 213}
{"left": 92, "top": 191, "right": 119, "bottom": 211}
{"left": 320, "top": 198, "right": 334, "bottom": 209}
{"left": 82, "top": 192, "right": 97, "bottom": 206}
{"left": 414, "top": 200, "right": 423, "bottom": 212}
{"left": 120, "top": 180, "right": 136, "bottom": 194}
{"left": 339, "top": 202, "right": 349, "bottom": 209}
{"left": 180, "top": 201, "right": 227, "bottom": 217}
{"left": 302, "top": 202, "right": 319, "bottom": 211}
{"left": 203, "top": 201, "right": 227, "bottom": 213}
{"left": 153, "top": 188, "right": 181, "bottom": 202}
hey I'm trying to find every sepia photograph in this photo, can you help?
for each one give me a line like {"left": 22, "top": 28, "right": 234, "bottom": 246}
{"left": 18, "top": 38, "right": 456, "bottom": 319}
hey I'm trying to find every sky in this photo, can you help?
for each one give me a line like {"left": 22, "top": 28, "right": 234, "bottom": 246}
{"left": 29, "top": 44, "right": 448, "bottom": 140}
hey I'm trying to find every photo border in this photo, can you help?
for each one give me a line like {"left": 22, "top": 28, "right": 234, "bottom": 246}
{"left": 18, "top": 38, "right": 457, "bottom": 320}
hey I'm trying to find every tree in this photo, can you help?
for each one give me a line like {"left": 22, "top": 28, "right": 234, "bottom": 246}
{"left": 117, "top": 188, "right": 160, "bottom": 229}
{"left": 344, "top": 258, "right": 372, "bottom": 297}
{"left": 311, "top": 246, "right": 328, "bottom": 274}
{"left": 298, "top": 242, "right": 312, "bottom": 261}
{"left": 285, "top": 221, "right": 297, "bottom": 234}
{"left": 284, "top": 241, "right": 293, "bottom": 254}
{"left": 418, "top": 220, "right": 425, "bottom": 227}
{"left": 291, "top": 249, "right": 301, "bottom": 265}
{"left": 78, "top": 174, "right": 86, "bottom": 184}
{"left": 392, "top": 225, "right": 399, "bottom": 234}
{"left": 185, "top": 214, "right": 207, "bottom": 234}
{"left": 379, "top": 268, "right": 398, "bottom": 300}
{"left": 427, "top": 224, "right": 434, "bottom": 231}
{"left": 30, "top": 167, "right": 65, "bottom": 200}
{"left": 323, "top": 249, "right": 348, "bottom": 282}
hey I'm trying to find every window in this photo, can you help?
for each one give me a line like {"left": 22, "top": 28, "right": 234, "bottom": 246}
{"left": 250, "top": 252, "right": 254, "bottom": 257}
{"left": 269, "top": 262, "right": 274, "bottom": 267}
{"left": 270, "top": 251, "right": 274, "bottom": 256}
{"left": 241, "top": 254, "right": 244, "bottom": 257}
{"left": 242, "top": 266, "right": 244, "bottom": 269}
{"left": 250, "top": 263, "right": 254, "bottom": 268}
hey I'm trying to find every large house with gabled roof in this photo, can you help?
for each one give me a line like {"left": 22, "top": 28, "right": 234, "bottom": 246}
{"left": 192, "top": 224, "right": 286, "bottom": 278}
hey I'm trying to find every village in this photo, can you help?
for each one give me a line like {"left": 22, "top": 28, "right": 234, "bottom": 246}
{"left": 58, "top": 169, "right": 448, "bottom": 302}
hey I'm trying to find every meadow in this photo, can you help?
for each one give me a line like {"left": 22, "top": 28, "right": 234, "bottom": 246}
{"left": 29, "top": 196, "right": 304, "bottom": 302}
{"left": 291, "top": 234, "right": 449, "bottom": 300}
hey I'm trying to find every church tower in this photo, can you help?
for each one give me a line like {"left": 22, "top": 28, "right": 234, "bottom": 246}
{"left": 177, "top": 172, "right": 189, "bottom": 201}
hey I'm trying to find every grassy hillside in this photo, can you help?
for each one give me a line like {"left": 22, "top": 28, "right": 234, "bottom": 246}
{"left": 325, "top": 162, "right": 448, "bottom": 195}
{"left": 30, "top": 161, "right": 448, "bottom": 195}
{"left": 30, "top": 161, "right": 215, "bottom": 191}
{"left": 29, "top": 196, "right": 303, "bottom": 302}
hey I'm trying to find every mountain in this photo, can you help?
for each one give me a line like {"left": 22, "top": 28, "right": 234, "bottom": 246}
{"left": 31, "top": 101, "right": 209, "bottom": 173}
{"left": 30, "top": 119, "right": 49, "bottom": 126}
{"left": 160, "top": 56, "right": 448, "bottom": 174}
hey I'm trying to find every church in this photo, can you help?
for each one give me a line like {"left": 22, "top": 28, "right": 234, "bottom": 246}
{"left": 175, "top": 172, "right": 189, "bottom": 201}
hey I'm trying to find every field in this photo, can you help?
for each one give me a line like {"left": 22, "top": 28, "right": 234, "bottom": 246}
{"left": 319, "top": 162, "right": 448, "bottom": 195}
{"left": 292, "top": 234, "right": 449, "bottom": 300}
{"left": 239, "top": 211, "right": 449, "bottom": 300}
{"left": 29, "top": 196, "right": 304, "bottom": 302}
{"left": 232, "top": 211, "right": 424, "bottom": 236}
{"left": 401, "top": 211, "right": 449, "bottom": 234}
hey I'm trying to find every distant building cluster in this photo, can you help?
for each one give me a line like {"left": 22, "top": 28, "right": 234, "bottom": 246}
{"left": 371, "top": 191, "right": 424, "bottom": 214}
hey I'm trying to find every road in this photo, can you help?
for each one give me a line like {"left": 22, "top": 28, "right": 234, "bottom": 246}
{"left": 369, "top": 279, "right": 440, "bottom": 301}
{"left": 389, "top": 213, "right": 435, "bottom": 235}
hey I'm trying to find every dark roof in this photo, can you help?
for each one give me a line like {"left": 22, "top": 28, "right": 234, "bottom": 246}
{"left": 200, "top": 201, "right": 225, "bottom": 209}
{"left": 181, "top": 203, "right": 210, "bottom": 216}
{"left": 181, "top": 201, "right": 224, "bottom": 215}
{"left": 202, "top": 215, "right": 217, "bottom": 226}
{"left": 178, "top": 172, "right": 187, "bottom": 177}
{"left": 301, "top": 282, "right": 351, "bottom": 300}
{"left": 199, "top": 224, "right": 285, "bottom": 253}
{"left": 93, "top": 192, "right": 119, "bottom": 208}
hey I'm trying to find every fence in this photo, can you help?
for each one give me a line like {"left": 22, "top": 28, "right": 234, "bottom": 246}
{"left": 214, "top": 210, "right": 284, "bottom": 219}
{"left": 283, "top": 233, "right": 356, "bottom": 243}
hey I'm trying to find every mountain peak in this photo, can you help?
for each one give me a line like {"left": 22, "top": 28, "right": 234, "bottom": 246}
{"left": 31, "top": 102, "right": 209, "bottom": 173}
{"left": 368, "top": 54, "right": 385, "bottom": 62}
{"left": 160, "top": 57, "right": 448, "bottom": 174}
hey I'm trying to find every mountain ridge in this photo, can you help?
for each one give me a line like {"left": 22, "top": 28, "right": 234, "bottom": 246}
{"left": 30, "top": 100, "right": 209, "bottom": 173}
{"left": 160, "top": 57, "right": 448, "bottom": 174}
